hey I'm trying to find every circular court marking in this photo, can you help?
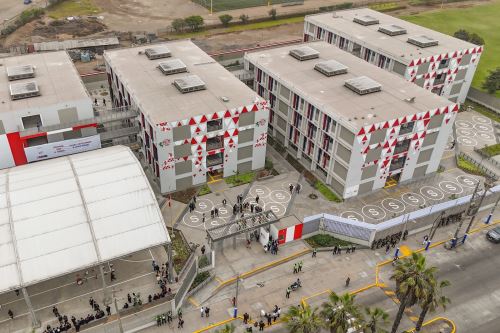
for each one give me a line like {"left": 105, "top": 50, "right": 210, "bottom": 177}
{"left": 340, "top": 211, "right": 365, "bottom": 222}
{"left": 249, "top": 185, "right": 271, "bottom": 198}
{"left": 264, "top": 202, "right": 287, "bottom": 217}
{"left": 456, "top": 136, "right": 477, "bottom": 147}
{"left": 455, "top": 120, "right": 473, "bottom": 129}
{"left": 477, "top": 132, "right": 495, "bottom": 141}
{"left": 193, "top": 198, "right": 215, "bottom": 214}
{"left": 362, "top": 205, "right": 386, "bottom": 221}
{"left": 401, "top": 192, "right": 426, "bottom": 207}
{"left": 420, "top": 186, "right": 444, "bottom": 201}
{"left": 269, "top": 190, "right": 291, "bottom": 204}
{"left": 456, "top": 175, "right": 479, "bottom": 188}
{"left": 439, "top": 181, "right": 463, "bottom": 195}
{"left": 456, "top": 128, "right": 476, "bottom": 137}
{"left": 474, "top": 123, "right": 493, "bottom": 132}
{"left": 213, "top": 204, "right": 232, "bottom": 218}
{"left": 472, "top": 116, "right": 491, "bottom": 124}
{"left": 381, "top": 198, "right": 406, "bottom": 214}
{"left": 183, "top": 212, "right": 204, "bottom": 228}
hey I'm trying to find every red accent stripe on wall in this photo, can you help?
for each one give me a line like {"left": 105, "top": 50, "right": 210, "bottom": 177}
{"left": 6, "top": 132, "right": 27, "bottom": 166}
{"left": 293, "top": 223, "right": 303, "bottom": 240}
{"left": 73, "top": 123, "right": 97, "bottom": 131}
{"left": 278, "top": 229, "right": 286, "bottom": 245}
{"left": 20, "top": 132, "right": 47, "bottom": 141}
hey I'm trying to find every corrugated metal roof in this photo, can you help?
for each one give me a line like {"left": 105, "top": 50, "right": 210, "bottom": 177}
{"left": 33, "top": 37, "right": 119, "bottom": 51}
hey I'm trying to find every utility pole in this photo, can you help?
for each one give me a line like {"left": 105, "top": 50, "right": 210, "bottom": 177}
{"left": 485, "top": 195, "right": 499, "bottom": 224}
{"left": 233, "top": 274, "right": 240, "bottom": 318}
{"left": 464, "top": 182, "right": 491, "bottom": 236}
{"left": 453, "top": 182, "right": 480, "bottom": 241}
{"left": 113, "top": 288, "right": 124, "bottom": 333}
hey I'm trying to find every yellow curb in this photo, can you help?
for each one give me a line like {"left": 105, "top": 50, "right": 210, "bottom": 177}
{"left": 406, "top": 316, "right": 456, "bottom": 333}
{"left": 193, "top": 317, "right": 240, "bottom": 333}
{"left": 302, "top": 289, "right": 332, "bottom": 304}
{"left": 215, "top": 276, "right": 224, "bottom": 284}
{"left": 350, "top": 283, "right": 377, "bottom": 295}
{"left": 213, "top": 248, "right": 311, "bottom": 293}
{"left": 188, "top": 297, "right": 200, "bottom": 307}
{"left": 400, "top": 245, "right": 412, "bottom": 257}
{"left": 384, "top": 290, "right": 395, "bottom": 296}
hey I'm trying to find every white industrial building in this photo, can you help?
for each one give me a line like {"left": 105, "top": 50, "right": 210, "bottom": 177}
{"left": 0, "top": 51, "right": 99, "bottom": 169}
{"left": 104, "top": 41, "right": 269, "bottom": 193}
{"left": 0, "top": 145, "right": 171, "bottom": 325}
{"left": 304, "top": 8, "right": 482, "bottom": 103}
{"left": 245, "top": 42, "right": 458, "bottom": 198}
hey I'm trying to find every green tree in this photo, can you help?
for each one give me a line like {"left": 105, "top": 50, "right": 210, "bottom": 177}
{"left": 390, "top": 253, "right": 436, "bottom": 333}
{"left": 482, "top": 68, "right": 500, "bottom": 94}
{"left": 268, "top": 8, "right": 277, "bottom": 20}
{"left": 453, "top": 29, "right": 470, "bottom": 42}
{"left": 469, "top": 32, "right": 484, "bottom": 45}
{"left": 364, "top": 307, "right": 389, "bottom": 333}
{"left": 282, "top": 304, "right": 323, "bottom": 333}
{"left": 215, "top": 323, "right": 235, "bottom": 333}
{"left": 320, "top": 292, "right": 362, "bottom": 333}
{"left": 172, "top": 18, "right": 186, "bottom": 32}
{"left": 239, "top": 14, "right": 249, "bottom": 24}
{"left": 219, "top": 14, "right": 233, "bottom": 27}
{"left": 184, "top": 15, "right": 204, "bottom": 31}
{"left": 415, "top": 280, "right": 451, "bottom": 331}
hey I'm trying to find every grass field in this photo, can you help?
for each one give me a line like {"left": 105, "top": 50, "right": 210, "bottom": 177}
{"left": 48, "top": 0, "right": 101, "bottom": 19}
{"left": 401, "top": 1, "right": 500, "bottom": 97}
{"left": 192, "top": 0, "right": 297, "bottom": 12}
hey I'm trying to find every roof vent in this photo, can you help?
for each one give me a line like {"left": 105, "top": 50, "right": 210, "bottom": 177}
{"left": 378, "top": 24, "right": 407, "bottom": 36}
{"left": 344, "top": 76, "right": 382, "bottom": 95}
{"left": 407, "top": 35, "right": 438, "bottom": 48}
{"left": 289, "top": 46, "right": 320, "bottom": 61}
{"left": 158, "top": 59, "right": 187, "bottom": 75}
{"left": 353, "top": 15, "right": 379, "bottom": 26}
{"left": 9, "top": 81, "right": 40, "bottom": 100}
{"left": 6, "top": 64, "right": 35, "bottom": 81}
{"left": 145, "top": 46, "right": 171, "bottom": 60}
{"left": 173, "top": 75, "right": 206, "bottom": 94}
{"left": 314, "top": 60, "right": 348, "bottom": 77}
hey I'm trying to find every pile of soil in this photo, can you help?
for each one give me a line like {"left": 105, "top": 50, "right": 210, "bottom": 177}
{"left": 32, "top": 18, "right": 106, "bottom": 38}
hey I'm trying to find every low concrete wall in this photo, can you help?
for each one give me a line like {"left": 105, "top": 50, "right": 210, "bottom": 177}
{"left": 467, "top": 88, "right": 500, "bottom": 113}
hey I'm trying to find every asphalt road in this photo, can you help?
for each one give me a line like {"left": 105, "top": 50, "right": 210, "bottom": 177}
{"left": 0, "top": 0, "right": 46, "bottom": 26}
{"left": 377, "top": 227, "right": 500, "bottom": 333}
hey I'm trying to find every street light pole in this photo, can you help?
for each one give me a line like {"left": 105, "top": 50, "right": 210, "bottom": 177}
{"left": 233, "top": 273, "right": 240, "bottom": 318}
{"left": 485, "top": 195, "right": 499, "bottom": 224}
{"left": 464, "top": 183, "right": 490, "bottom": 236}
{"left": 113, "top": 288, "right": 124, "bottom": 333}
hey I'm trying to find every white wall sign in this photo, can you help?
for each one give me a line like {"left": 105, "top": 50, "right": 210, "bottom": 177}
{"left": 24, "top": 135, "right": 101, "bottom": 162}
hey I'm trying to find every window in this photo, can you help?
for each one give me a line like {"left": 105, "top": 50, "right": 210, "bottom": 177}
{"left": 207, "top": 135, "right": 223, "bottom": 151}
{"left": 434, "top": 73, "right": 446, "bottom": 85}
{"left": 22, "top": 115, "right": 42, "bottom": 130}
{"left": 394, "top": 139, "right": 411, "bottom": 154}
{"left": 207, "top": 152, "right": 223, "bottom": 167}
{"left": 438, "top": 58, "right": 449, "bottom": 70}
{"left": 207, "top": 119, "right": 222, "bottom": 132}
{"left": 399, "top": 121, "right": 414, "bottom": 135}
{"left": 390, "top": 156, "right": 406, "bottom": 171}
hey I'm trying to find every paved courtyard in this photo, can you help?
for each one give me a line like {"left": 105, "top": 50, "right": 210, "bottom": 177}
{"left": 454, "top": 111, "right": 498, "bottom": 151}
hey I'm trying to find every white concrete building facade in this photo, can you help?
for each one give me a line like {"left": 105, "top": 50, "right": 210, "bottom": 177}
{"left": 304, "top": 8, "right": 482, "bottom": 103}
{"left": 0, "top": 52, "right": 97, "bottom": 169}
{"left": 104, "top": 41, "right": 269, "bottom": 193}
{"left": 245, "top": 42, "right": 458, "bottom": 198}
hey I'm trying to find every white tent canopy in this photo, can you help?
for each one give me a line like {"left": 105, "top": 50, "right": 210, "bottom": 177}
{"left": 0, "top": 146, "right": 170, "bottom": 293}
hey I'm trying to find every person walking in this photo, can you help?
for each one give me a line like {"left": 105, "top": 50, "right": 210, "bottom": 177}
{"left": 8, "top": 310, "right": 14, "bottom": 319}
{"left": 106, "top": 305, "right": 111, "bottom": 316}
{"left": 286, "top": 287, "right": 291, "bottom": 299}
{"left": 346, "top": 246, "right": 351, "bottom": 254}
{"left": 205, "top": 307, "right": 210, "bottom": 317}
{"left": 345, "top": 277, "right": 350, "bottom": 287}
{"left": 298, "top": 261, "right": 303, "bottom": 272}
{"left": 201, "top": 245, "right": 206, "bottom": 255}
{"left": 200, "top": 306, "right": 204, "bottom": 317}
{"left": 333, "top": 245, "right": 337, "bottom": 255}
{"left": 312, "top": 248, "right": 317, "bottom": 257}
{"left": 127, "top": 293, "right": 132, "bottom": 304}
{"left": 293, "top": 263, "right": 297, "bottom": 274}
{"left": 243, "top": 312, "right": 249, "bottom": 324}
{"left": 256, "top": 195, "right": 260, "bottom": 204}
{"left": 178, "top": 318, "right": 184, "bottom": 328}
{"left": 337, "top": 247, "right": 342, "bottom": 255}
{"left": 289, "top": 184, "right": 294, "bottom": 194}
{"left": 296, "top": 183, "right": 301, "bottom": 194}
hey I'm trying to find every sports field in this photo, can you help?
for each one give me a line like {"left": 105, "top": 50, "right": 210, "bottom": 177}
{"left": 192, "top": 0, "right": 298, "bottom": 12}
{"left": 401, "top": 1, "right": 500, "bottom": 97}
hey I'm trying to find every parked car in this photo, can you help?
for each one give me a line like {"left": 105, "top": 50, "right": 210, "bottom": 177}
{"left": 486, "top": 226, "right": 500, "bottom": 243}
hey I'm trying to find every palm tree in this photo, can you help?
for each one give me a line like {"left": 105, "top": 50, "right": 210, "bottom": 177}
{"left": 364, "top": 307, "right": 389, "bottom": 333}
{"left": 320, "top": 292, "right": 363, "bottom": 333}
{"left": 215, "top": 323, "right": 235, "bottom": 333}
{"left": 282, "top": 304, "right": 322, "bottom": 333}
{"left": 415, "top": 279, "right": 451, "bottom": 331}
{"left": 390, "top": 252, "right": 436, "bottom": 333}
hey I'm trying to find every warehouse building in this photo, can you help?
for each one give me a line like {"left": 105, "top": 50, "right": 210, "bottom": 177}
{"left": 244, "top": 42, "right": 458, "bottom": 198}
{"left": 304, "top": 8, "right": 482, "bottom": 103}
{"left": 0, "top": 51, "right": 100, "bottom": 169}
{"left": 104, "top": 41, "right": 269, "bottom": 193}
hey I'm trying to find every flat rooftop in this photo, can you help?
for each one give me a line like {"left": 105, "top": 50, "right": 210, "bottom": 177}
{"left": 245, "top": 41, "right": 452, "bottom": 129}
{"left": 104, "top": 40, "right": 261, "bottom": 124}
{"left": 306, "top": 8, "right": 476, "bottom": 63}
{"left": 0, "top": 51, "right": 89, "bottom": 114}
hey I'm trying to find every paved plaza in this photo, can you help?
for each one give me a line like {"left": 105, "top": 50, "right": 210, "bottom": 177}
{"left": 454, "top": 111, "right": 498, "bottom": 151}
